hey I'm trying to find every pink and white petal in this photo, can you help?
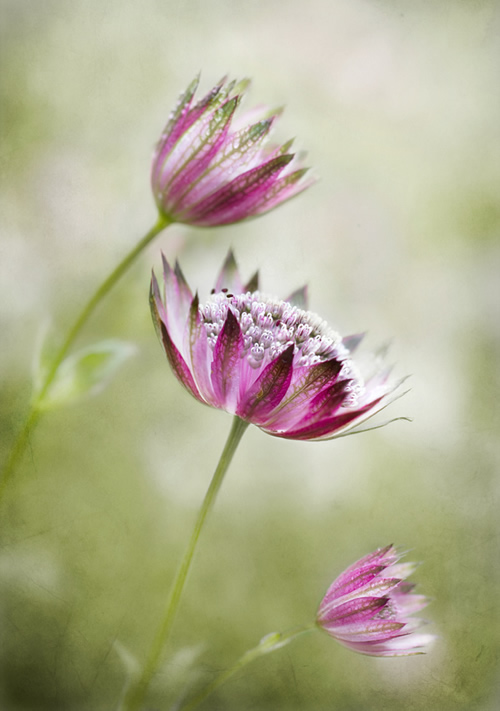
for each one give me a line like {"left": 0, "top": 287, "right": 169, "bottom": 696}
{"left": 319, "top": 565, "right": 396, "bottom": 611}
{"left": 324, "top": 578, "right": 405, "bottom": 616}
{"left": 156, "top": 316, "right": 204, "bottom": 404}
{"left": 392, "top": 593, "right": 431, "bottom": 616}
{"left": 306, "top": 380, "right": 353, "bottom": 420}
{"left": 165, "top": 97, "right": 240, "bottom": 206}
{"left": 153, "top": 82, "right": 227, "bottom": 201}
{"left": 285, "top": 285, "right": 308, "bottom": 309}
{"left": 329, "top": 619, "right": 406, "bottom": 644}
{"left": 385, "top": 562, "right": 418, "bottom": 580}
{"left": 347, "top": 546, "right": 398, "bottom": 570}
{"left": 244, "top": 270, "right": 259, "bottom": 293}
{"left": 180, "top": 117, "right": 278, "bottom": 207}
{"left": 152, "top": 75, "right": 200, "bottom": 189}
{"left": 237, "top": 345, "right": 294, "bottom": 422}
{"left": 182, "top": 154, "right": 295, "bottom": 226}
{"left": 184, "top": 80, "right": 228, "bottom": 125}
{"left": 271, "top": 398, "right": 384, "bottom": 440}
{"left": 342, "top": 333, "right": 365, "bottom": 353}
{"left": 214, "top": 249, "right": 245, "bottom": 294}
{"left": 211, "top": 310, "right": 245, "bottom": 411}
{"left": 319, "top": 596, "right": 387, "bottom": 625}
{"left": 251, "top": 169, "right": 315, "bottom": 216}
{"left": 150, "top": 271, "right": 168, "bottom": 341}
{"left": 339, "top": 632, "right": 434, "bottom": 657}
{"left": 183, "top": 293, "right": 216, "bottom": 405}
{"left": 159, "top": 95, "right": 239, "bottom": 200}
{"left": 326, "top": 546, "right": 397, "bottom": 597}
{"left": 261, "top": 359, "right": 343, "bottom": 431}
{"left": 322, "top": 390, "right": 402, "bottom": 439}
{"left": 230, "top": 103, "right": 278, "bottom": 132}
{"left": 161, "top": 254, "right": 193, "bottom": 348}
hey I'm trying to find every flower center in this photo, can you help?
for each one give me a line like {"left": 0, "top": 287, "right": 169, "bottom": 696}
{"left": 200, "top": 291, "right": 364, "bottom": 403}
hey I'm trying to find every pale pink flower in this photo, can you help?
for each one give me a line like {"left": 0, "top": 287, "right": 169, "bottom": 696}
{"left": 317, "top": 545, "right": 434, "bottom": 656}
{"left": 150, "top": 251, "right": 402, "bottom": 441}
{"left": 151, "top": 76, "right": 313, "bottom": 226}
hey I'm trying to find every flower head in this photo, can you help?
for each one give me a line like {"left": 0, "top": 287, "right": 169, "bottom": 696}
{"left": 317, "top": 545, "right": 434, "bottom": 656}
{"left": 150, "top": 251, "right": 402, "bottom": 441}
{"left": 151, "top": 75, "right": 313, "bottom": 227}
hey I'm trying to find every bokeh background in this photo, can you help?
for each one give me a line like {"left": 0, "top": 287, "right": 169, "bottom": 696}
{"left": 1, "top": 0, "right": 499, "bottom": 709}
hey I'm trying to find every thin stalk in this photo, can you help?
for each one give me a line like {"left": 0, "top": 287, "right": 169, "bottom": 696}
{"left": 122, "top": 416, "right": 250, "bottom": 711}
{"left": 0, "top": 214, "right": 172, "bottom": 503}
{"left": 181, "top": 624, "right": 316, "bottom": 711}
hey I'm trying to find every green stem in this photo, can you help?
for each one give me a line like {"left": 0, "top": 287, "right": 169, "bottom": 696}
{"left": 181, "top": 624, "right": 316, "bottom": 711}
{"left": 122, "top": 416, "right": 250, "bottom": 711}
{"left": 0, "top": 214, "right": 172, "bottom": 504}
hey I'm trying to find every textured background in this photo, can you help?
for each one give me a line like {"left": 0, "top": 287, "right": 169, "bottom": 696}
{"left": 1, "top": 0, "right": 499, "bottom": 709}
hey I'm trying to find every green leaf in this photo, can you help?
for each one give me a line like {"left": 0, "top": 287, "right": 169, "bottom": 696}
{"left": 36, "top": 339, "right": 136, "bottom": 411}
{"left": 256, "top": 631, "right": 292, "bottom": 654}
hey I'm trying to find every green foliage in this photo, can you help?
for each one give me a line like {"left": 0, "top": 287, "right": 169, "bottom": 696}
{"left": 34, "top": 339, "right": 136, "bottom": 411}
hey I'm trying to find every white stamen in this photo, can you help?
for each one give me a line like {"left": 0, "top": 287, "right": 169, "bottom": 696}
{"left": 200, "top": 291, "right": 365, "bottom": 404}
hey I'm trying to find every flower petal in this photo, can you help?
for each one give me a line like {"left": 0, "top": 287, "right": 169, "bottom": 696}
{"left": 251, "top": 168, "right": 314, "bottom": 216}
{"left": 183, "top": 153, "right": 295, "bottom": 226}
{"left": 165, "top": 96, "right": 241, "bottom": 206}
{"left": 342, "top": 333, "right": 365, "bottom": 353}
{"left": 319, "top": 563, "right": 391, "bottom": 610}
{"left": 211, "top": 309, "right": 244, "bottom": 410}
{"left": 152, "top": 74, "right": 201, "bottom": 189}
{"left": 150, "top": 292, "right": 204, "bottom": 404}
{"left": 327, "top": 546, "right": 398, "bottom": 597}
{"left": 237, "top": 344, "right": 294, "bottom": 421}
{"left": 153, "top": 80, "right": 232, "bottom": 201}
{"left": 244, "top": 270, "right": 259, "bottom": 293}
{"left": 214, "top": 249, "right": 245, "bottom": 294}
{"left": 261, "top": 358, "right": 343, "bottom": 431}
{"left": 320, "top": 577, "right": 403, "bottom": 617}
{"left": 286, "top": 285, "right": 308, "bottom": 309}
{"left": 161, "top": 253, "right": 193, "bottom": 347}
{"left": 180, "top": 116, "right": 278, "bottom": 207}
{"left": 339, "top": 632, "right": 435, "bottom": 657}
{"left": 279, "top": 397, "right": 384, "bottom": 441}
{"left": 306, "top": 379, "right": 352, "bottom": 419}
{"left": 184, "top": 293, "right": 214, "bottom": 404}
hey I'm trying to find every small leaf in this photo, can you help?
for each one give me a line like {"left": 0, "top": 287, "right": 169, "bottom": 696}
{"left": 256, "top": 631, "right": 292, "bottom": 654}
{"left": 37, "top": 339, "right": 136, "bottom": 411}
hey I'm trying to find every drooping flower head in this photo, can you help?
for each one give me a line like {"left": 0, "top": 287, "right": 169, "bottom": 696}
{"left": 317, "top": 545, "right": 434, "bottom": 656}
{"left": 151, "top": 75, "right": 313, "bottom": 227}
{"left": 150, "top": 251, "right": 403, "bottom": 441}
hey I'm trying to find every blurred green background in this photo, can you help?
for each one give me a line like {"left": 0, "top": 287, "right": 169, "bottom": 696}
{"left": 1, "top": 0, "right": 499, "bottom": 709}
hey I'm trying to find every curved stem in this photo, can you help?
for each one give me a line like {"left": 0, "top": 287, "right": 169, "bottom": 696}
{"left": 181, "top": 624, "right": 316, "bottom": 711}
{"left": 0, "top": 408, "right": 42, "bottom": 504}
{"left": 0, "top": 214, "right": 172, "bottom": 503}
{"left": 122, "top": 416, "right": 250, "bottom": 711}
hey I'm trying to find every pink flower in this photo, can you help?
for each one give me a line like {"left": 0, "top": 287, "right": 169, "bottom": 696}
{"left": 150, "top": 251, "right": 402, "bottom": 441}
{"left": 317, "top": 545, "right": 434, "bottom": 656}
{"left": 151, "top": 76, "right": 313, "bottom": 227}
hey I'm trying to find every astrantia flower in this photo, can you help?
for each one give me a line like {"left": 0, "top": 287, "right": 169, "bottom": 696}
{"left": 150, "top": 251, "right": 403, "bottom": 440}
{"left": 317, "top": 545, "right": 434, "bottom": 656}
{"left": 151, "top": 75, "right": 313, "bottom": 227}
